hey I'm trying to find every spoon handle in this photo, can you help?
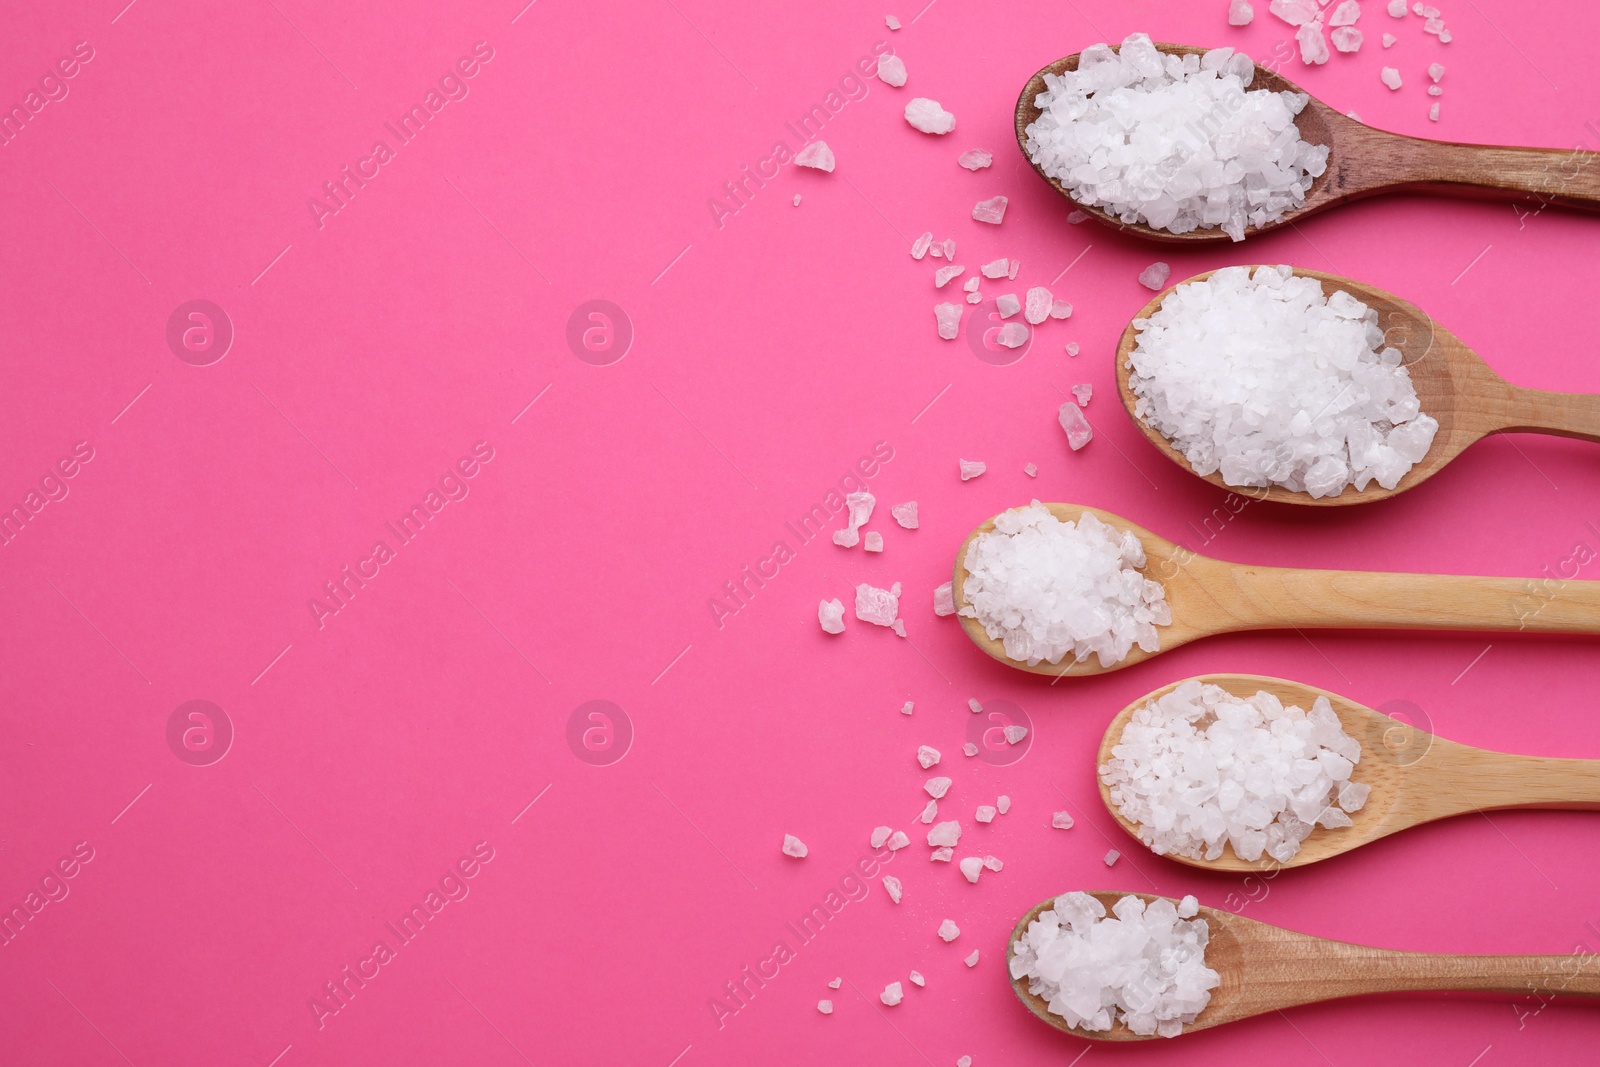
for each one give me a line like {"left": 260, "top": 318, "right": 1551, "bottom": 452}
{"left": 1411, "top": 742, "right": 1600, "bottom": 820}
{"left": 1217, "top": 564, "right": 1600, "bottom": 635}
{"left": 1325, "top": 950, "right": 1600, "bottom": 999}
{"left": 1381, "top": 134, "right": 1600, "bottom": 212}
{"left": 1497, "top": 387, "right": 1600, "bottom": 444}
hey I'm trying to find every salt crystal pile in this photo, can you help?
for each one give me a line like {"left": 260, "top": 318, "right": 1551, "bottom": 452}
{"left": 796, "top": 141, "right": 836, "bottom": 171}
{"left": 959, "top": 459, "right": 985, "bottom": 480}
{"left": 1099, "top": 680, "right": 1369, "bottom": 863}
{"left": 972, "top": 196, "right": 1008, "bottom": 224}
{"left": 782, "top": 834, "right": 808, "bottom": 858}
{"left": 1126, "top": 265, "right": 1439, "bottom": 497}
{"left": 878, "top": 54, "right": 907, "bottom": 87}
{"left": 1024, "top": 35, "right": 1328, "bottom": 241}
{"left": 905, "top": 98, "right": 955, "bottom": 134}
{"left": 1009, "top": 892, "right": 1220, "bottom": 1037}
{"left": 959, "top": 149, "right": 993, "bottom": 170}
{"left": 818, "top": 598, "right": 845, "bottom": 634}
{"left": 892, "top": 501, "right": 919, "bottom": 528}
{"left": 958, "top": 503, "right": 1169, "bottom": 668}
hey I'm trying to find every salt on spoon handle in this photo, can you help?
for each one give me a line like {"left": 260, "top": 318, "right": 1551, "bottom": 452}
{"left": 1367, "top": 132, "right": 1600, "bottom": 212}
{"left": 1202, "top": 561, "right": 1600, "bottom": 635}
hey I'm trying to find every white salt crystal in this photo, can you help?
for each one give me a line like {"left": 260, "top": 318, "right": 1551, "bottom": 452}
{"left": 832, "top": 490, "right": 875, "bottom": 547}
{"left": 1339, "top": 780, "right": 1371, "bottom": 811}
{"left": 1427, "top": 84, "right": 1442, "bottom": 95}
{"left": 935, "top": 264, "right": 965, "bottom": 288}
{"left": 888, "top": 830, "right": 911, "bottom": 851}
{"left": 1049, "top": 300, "right": 1072, "bottom": 319}
{"left": 1058, "top": 402, "right": 1093, "bottom": 450}
{"left": 1007, "top": 258, "right": 1019, "bottom": 280}
{"left": 900, "top": 701, "right": 915, "bottom": 717}
{"left": 938, "top": 919, "right": 960, "bottom": 941}
{"left": 963, "top": 742, "right": 978, "bottom": 756}
{"left": 864, "top": 531, "right": 883, "bottom": 553}
{"left": 964, "top": 949, "right": 980, "bottom": 967}
{"left": 965, "top": 292, "right": 981, "bottom": 304}
{"left": 905, "top": 98, "right": 955, "bottom": 134}
{"left": 1023, "top": 463, "right": 1037, "bottom": 477}
{"left": 892, "top": 501, "right": 919, "bottom": 528}
{"left": 1428, "top": 62, "right": 1445, "bottom": 80}
{"left": 933, "top": 581, "right": 956, "bottom": 616}
{"left": 958, "top": 1057, "right": 972, "bottom": 1067}
{"left": 917, "top": 745, "right": 941, "bottom": 769}
{"left": 855, "top": 581, "right": 901, "bottom": 626}
{"left": 884, "top": 875, "right": 903, "bottom": 903}
{"left": 1024, "top": 286, "right": 1052, "bottom": 324}
{"left": 1137, "top": 262, "right": 1171, "bottom": 290}
{"left": 1126, "top": 265, "right": 1438, "bottom": 498}
{"left": 931, "top": 846, "right": 953, "bottom": 861}
{"left": 1382, "top": 32, "right": 1396, "bottom": 45}
{"left": 986, "top": 290, "right": 1012, "bottom": 315}
{"left": 1388, "top": 0, "right": 1405, "bottom": 13}
{"left": 1066, "top": 209, "right": 1088, "bottom": 224}
{"left": 909, "top": 970, "right": 925, "bottom": 987}
{"left": 983, "top": 855, "right": 1002, "bottom": 871}
{"left": 971, "top": 196, "right": 1008, "bottom": 224}
{"left": 1271, "top": 0, "right": 1317, "bottom": 24}
{"left": 959, "top": 857, "right": 984, "bottom": 883}
{"left": 961, "top": 504, "right": 1164, "bottom": 668}
{"left": 829, "top": 976, "right": 842, "bottom": 988}
{"left": 1072, "top": 384, "right": 1092, "bottom": 407}
{"left": 1380, "top": 66, "right": 1402, "bottom": 89}
{"left": 962, "top": 276, "right": 979, "bottom": 293}
{"left": 919, "top": 799, "right": 938, "bottom": 823}
{"left": 818, "top": 999, "right": 833, "bottom": 1014}
{"left": 1051, "top": 811, "right": 1074, "bottom": 829}
{"left": 1228, "top": 0, "right": 1254, "bottom": 25}
{"left": 881, "top": 981, "right": 904, "bottom": 1005}
{"left": 911, "top": 232, "right": 933, "bottom": 259}
{"left": 1104, "top": 849, "right": 1120, "bottom": 865}
{"left": 892, "top": 619, "right": 906, "bottom": 638}
{"left": 967, "top": 698, "right": 982, "bottom": 713}
{"left": 924, "top": 776, "right": 952, "bottom": 799}
{"left": 934, "top": 302, "right": 962, "bottom": 339}
{"left": 929, "top": 245, "right": 943, "bottom": 259}
{"left": 1329, "top": 0, "right": 1360, "bottom": 26}
{"left": 927, "top": 820, "right": 961, "bottom": 846}
{"left": 958, "top": 149, "right": 992, "bottom": 170}
{"left": 783, "top": 834, "right": 808, "bottom": 858}
{"left": 1064, "top": 342, "right": 1079, "bottom": 357}
{"left": 943, "top": 238, "right": 956, "bottom": 259}
{"left": 975, "top": 805, "right": 996, "bottom": 823}
{"left": 980, "top": 258, "right": 1010, "bottom": 279}
{"left": 796, "top": 141, "right": 836, "bottom": 172}
{"left": 958, "top": 459, "right": 985, "bottom": 480}
{"left": 871, "top": 826, "right": 892, "bottom": 847}
{"left": 793, "top": 194, "right": 801, "bottom": 206}
{"left": 1423, "top": 16, "right": 1444, "bottom": 34}
{"left": 1438, "top": 27, "right": 1450, "bottom": 41}
{"left": 1003, "top": 724, "right": 1028, "bottom": 744}
{"left": 886, "top": 13, "right": 900, "bottom": 28}
{"left": 995, "top": 323, "right": 1028, "bottom": 349}
{"left": 877, "top": 54, "right": 907, "bottom": 87}
{"left": 1177, "top": 894, "right": 1199, "bottom": 918}
{"left": 1297, "top": 21, "right": 1329, "bottom": 64}
{"left": 818, "top": 598, "right": 845, "bottom": 634}
{"left": 1331, "top": 26, "right": 1363, "bottom": 51}
{"left": 1428, "top": 102, "right": 1439, "bottom": 121}
{"left": 997, "top": 795, "right": 1010, "bottom": 813}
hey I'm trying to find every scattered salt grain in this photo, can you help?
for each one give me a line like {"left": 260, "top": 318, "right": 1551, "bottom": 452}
{"left": 928, "top": 820, "right": 962, "bottom": 846}
{"left": 1177, "top": 895, "right": 1199, "bottom": 918}
{"left": 962, "top": 276, "right": 980, "bottom": 293}
{"left": 938, "top": 919, "right": 961, "bottom": 941}
{"left": 1331, "top": 26, "right": 1363, "bottom": 51}
{"left": 959, "top": 856, "right": 984, "bottom": 883}
{"left": 1099, "top": 680, "right": 1366, "bottom": 863}
{"left": 901, "top": 701, "right": 915, "bottom": 716}
{"left": 1228, "top": 0, "right": 1254, "bottom": 25}
{"left": 911, "top": 232, "right": 933, "bottom": 259}
{"left": 888, "top": 831, "right": 911, "bottom": 851}
{"left": 1271, "top": 0, "right": 1317, "bottom": 24}
{"left": 833, "top": 490, "right": 875, "bottom": 547}
{"left": 959, "top": 459, "right": 986, "bottom": 480}
{"left": 943, "top": 238, "right": 956, "bottom": 259}
{"left": 892, "top": 501, "right": 919, "bottom": 528}
{"left": 967, "top": 698, "right": 983, "bottom": 713}
{"left": 1065, "top": 342, "right": 1079, "bottom": 357}
{"left": 1382, "top": 32, "right": 1396, "bottom": 45}
{"left": 996, "top": 293, "right": 1021, "bottom": 319}
{"left": 796, "top": 141, "right": 836, "bottom": 172}
{"left": 1296, "top": 21, "right": 1329, "bottom": 64}
{"left": 924, "top": 776, "right": 952, "bottom": 799}
{"left": 1009, "top": 892, "right": 1220, "bottom": 1036}
{"left": 958, "top": 1058, "right": 972, "bottom": 1067}
{"left": 864, "top": 531, "right": 883, "bottom": 552}
{"left": 1438, "top": 27, "right": 1451, "bottom": 42}
{"left": 965, "top": 950, "right": 980, "bottom": 967}
{"left": 1004, "top": 724, "right": 1028, "bottom": 745}
{"left": 1428, "top": 62, "right": 1445, "bottom": 81}
{"left": 1024, "top": 287, "right": 1053, "bottom": 325}
{"left": 909, "top": 970, "right": 925, "bottom": 987}
{"left": 960, "top": 503, "right": 1167, "bottom": 667}
{"left": 1126, "top": 265, "right": 1438, "bottom": 498}
{"left": 892, "top": 619, "right": 906, "bottom": 638}
{"left": 931, "top": 846, "right": 954, "bottom": 861}
{"left": 877, "top": 54, "right": 908, "bottom": 87}
{"left": 981, "top": 258, "right": 1010, "bottom": 279}
{"left": 881, "top": 982, "right": 904, "bottom": 1005}
{"left": 818, "top": 598, "right": 845, "bottom": 634}
{"left": 996, "top": 323, "right": 1028, "bottom": 349}
{"left": 983, "top": 855, "right": 1003, "bottom": 872}
{"left": 1388, "top": 0, "right": 1405, "bottom": 13}
{"left": 920, "top": 799, "right": 938, "bottom": 823}
{"left": 1429, "top": 102, "right": 1439, "bottom": 121}
{"left": 1137, "top": 262, "right": 1171, "bottom": 291}
{"left": 997, "top": 795, "right": 1011, "bottom": 814}
{"left": 966, "top": 292, "right": 981, "bottom": 304}
{"left": 1072, "top": 384, "right": 1092, "bottom": 407}
{"left": 1427, "top": 84, "right": 1442, "bottom": 95}
{"left": 971, "top": 196, "right": 1008, "bottom": 224}
{"left": 783, "top": 834, "right": 809, "bottom": 858}
{"left": 1329, "top": 0, "right": 1360, "bottom": 26}
{"left": 884, "top": 875, "right": 903, "bottom": 903}
{"left": 793, "top": 194, "right": 801, "bottom": 206}
{"left": 935, "top": 264, "right": 965, "bottom": 288}
{"left": 934, "top": 302, "right": 962, "bottom": 339}
{"left": 871, "top": 826, "right": 893, "bottom": 848}
{"left": 1058, "top": 402, "right": 1093, "bottom": 450}
{"left": 905, "top": 98, "right": 956, "bottom": 134}
{"left": 1380, "top": 66, "right": 1402, "bottom": 89}
{"left": 934, "top": 581, "right": 956, "bottom": 616}
{"left": 963, "top": 742, "right": 978, "bottom": 756}
{"left": 1067, "top": 209, "right": 1089, "bottom": 224}
{"left": 1024, "top": 462, "right": 1038, "bottom": 476}
{"left": 855, "top": 581, "right": 901, "bottom": 627}
{"left": 1052, "top": 811, "right": 1074, "bottom": 829}
{"left": 1104, "top": 849, "right": 1120, "bottom": 866}
{"left": 1423, "top": 17, "right": 1444, "bottom": 34}
{"left": 1049, "top": 300, "right": 1073, "bottom": 319}
{"left": 976, "top": 805, "right": 996, "bottom": 823}
{"left": 1025, "top": 35, "right": 1329, "bottom": 241}
{"left": 918, "top": 745, "right": 942, "bottom": 769}
{"left": 829, "top": 976, "right": 842, "bottom": 988}
{"left": 959, "top": 149, "right": 993, "bottom": 170}
{"left": 1007, "top": 258, "right": 1019, "bottom": 280}
{"left": 929, "top": 244, "right": 943, "bottom": 259}
{"left": 818, "top": 999, "right": 833, "bottom": 1014}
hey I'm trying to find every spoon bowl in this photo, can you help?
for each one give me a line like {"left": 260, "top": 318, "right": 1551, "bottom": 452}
{"left": 1015, "top": 42, "right": 1600, "bottom": 242}
{"left": 1115, "top": 267, "right": 1600, "bottom": 505}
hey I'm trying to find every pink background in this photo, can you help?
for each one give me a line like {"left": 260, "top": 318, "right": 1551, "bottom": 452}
{"left": 2, "top": 0, "right": 1598, "bottom": 1063}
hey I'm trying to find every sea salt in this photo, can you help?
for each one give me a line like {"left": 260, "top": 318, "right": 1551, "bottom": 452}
{"left": 943, "top": 238, "right": 956, "bottom": 258}
{"left": 959, "top": 459, "right": 985, "bottom": 480}
{"left": 1329, "top": 0, "right": 1360, "bottom": 25}
{"left": 881, "top": 982, "right": 904, "bottom": 1005}
{"left": 855, "top": 581, "right": 901, "bottom": 626}
{"left": 935, "top": 264, "right": 965, "bottom": 288}
{"left": 924, "top": 776, "right": 952, "bottom": 799}
{"left": 997, "top": 795, "right": 1011, "bottom": 814}
{"left": 901, "top": 701, "right": 915, "bottom": 715}
{"left": 878, "top": 54, "right": 908, "bottom": 87}
{"left": 920, "top": 799, "right": 938, "bottom": 823}
{"left": 967, "top": 698, "right": 983, "bottom": 713}
{"left": 1381, "top": 66, "right": 1402, "bottom": 89}
{"left": 1271, "top": 0, "right": 1317, "bottom": 24}
{"left": 909, "top": 971, "right": 925, "bottom": 987}
{"left": 1138, "top": 262, "right": 1171, "bottom": 291}
{"left": 963, "top": 742, "right": 979, "bottom": 756}
{"left": 1429, "top": 102, "right": 1440, "bottom": 121}
{"left": 864, "top": 531, "right": 883, "bottom": 552}
{"left": 886, "top": 13, "right": 900, "bottom": 28}
{"left": 935, "top": 302, "right": 962, "bottom": 339}
{"left": 928, "top": 820, "right": 961, "bottom": 846}
{"left": 972, "top": 196, "right": 1008, "bottom": 224}
{"left": 833, "top": 490, "right": 875, "bottom": 546}
{"left": 996, "top": 293, "right": 1021, "bottom": 318}
{"left": 976, "top": 805, "right": 996, "bottom": 823}
{"left": 888, "top": 831, "right": 911, "bottom": 851}
{"left": 905, "top": 98, "right": 956, "bottom": 134}
{"left": 1178, "top": 895, "right": 1199, "bottom": 918}
{"left": 938, "top": 919, "right": 961, "bottom": 941}
{"left": 930, "top": 245, "right": 943, "bottom": 259}
{"left": 1126, "top": 265, "right": 1439, "bottom": 497}
{"left": 912, "top": 232, "right": 933, "bottom": 259}
{"left": 1099, "top": 680, "right": 1366, "bottom": 863}
{"left": 818, "top": 999, "right": 833, "bottom": 1013}
{"left": 962, "top": 277, "right": 979, "bottom": 293}
{"left": 1388, "top": 0, "right": 1405, "bottom": 13}
{"left": 1228, "top": 0, "right": 1254, "bottom": 24}
{"left": 818, "top": 598, "right": 845, "bottom": 634}
{"left": 934, "top": 581, "right": 955, "bottom": 615}
{"left": 1004, "top": 725, "right": 1028, "bottom": 744}
{"left": 981, "top": 258, "right": 1010, "bottom": 278}
{"left": 1052, "top": 811, "right": 1074, "bottom": 829}
{"left": 1058, "top": 402, "right": 1093, "bottom": 450}
{"left": 871, "top": 826, "right": 892, "bottom": 848}
{"left": 783, "top": 834, "right": 808, "bottom": 858}
{"left": 959, "top": 149, "right": 993, "bottom": 170}
{"left": 1024, "top": 287, "right": 1053, "bottom": 324}
{"left": 917, "top": 745, "right": 942, "bottom": 769}
{"left": 931, "top": 846, "right": 953, "bottom": 861}
{"left": 884, "top": 875, "right": 903, "bottom": 903}
{"left": 1025, "top": 35, "right": 1329, "bottom": 241}
{"left": 1331, "top": 26, "right": 1363, "bottom": 51}
{"left": 793, "top": 194, "right": 801, "bottom": 205}
{"left": 1050, "top": 300, "right": 1072, "bottom": 319}
{"left": 1427, "top": 84, "right": 1442, "bottom": 95}
{"left": 892, "top": 501, "right": 919, "bottom": 528}
{"left": 966, "top": 292, "right": 981, "bottom": 304}
{"left": 965, "top": 950, "right": 979, "bottom": 967}
{"left": 1296, "top": 21, "right": 1329, "bottom": 64}
{"left": 1382, "top": 32, "right": 1396, "bottom": 45}
{"left": 1428, "top": 62, "right": 1445, "bottom": 80}
{"left": 996, "top": 323, "right": 1028, "bottom": 349}
{"left": 1009, "top": 892, "right": 1221, "bottom": 1037}
{"left": 1072, "top": 384, "right": 1092, "bottom": 407}
{"left": 1104, "top": 850, "right": 1120, "bottom": 866}
{"left": 1007, "top": 259, "right": 1019, "bottom": 280}
{"left": 796, "top": 141, "right": 836, "bottom": 171}
{"left": 1024, "top": 463, "right": 1038, "bottom": 476}
{"left": 960, "top": 504, "right": 1167, "bottom": 667}
{"left": 983, "top": 855, "right": 1003, "bottom": 871}
{"left": 959, "top": 856, "right": 984, "bottom": 883}
{"left": 1067, "top": 209, "right": 1089, "bottom": 224}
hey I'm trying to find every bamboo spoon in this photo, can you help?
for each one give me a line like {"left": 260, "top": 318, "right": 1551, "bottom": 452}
{"left": 952, "top": 502, "right": 1600, "bottom": 677}
{"left": 1115, "top": 267, "right": 1600, "bottom": 505}
{"left": 1097, "top": 674, "right": 1600, "bottom": 871}
{"left": 1008, "top": 891, "right": 1600, "bottom": 1040}
{"left": 1016, "top": 42, "right": 1600, "bottom": 242}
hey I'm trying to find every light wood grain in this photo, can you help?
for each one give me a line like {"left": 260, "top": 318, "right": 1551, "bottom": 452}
{"left": 1015, "top": 43, "right": 1600, "bottom": 243}
{"left": 1096, "top": 674, "right": 1600, "bottom": 872}
{"left": 952, "top": 503, "right": 1600, "bottom": 676}
{"left": 1114, "top": 267, "right": 1600, "bottom": 505}
{"left": 1008, "top": 891, "right": 1600, "bottom": 1040}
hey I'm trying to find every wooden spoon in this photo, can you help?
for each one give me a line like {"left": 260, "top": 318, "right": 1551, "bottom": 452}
{"left": 1097, "top": 674, "right": 1600, "bottom": 871}
{"left": 1115, "top": 267, "right": 1600, "bottom": 505}
{"left": 1008, "top": 891, "right": 1600, "bottom": 1040}
{"left": 1015, "top": 42, "right": 1600, "bottom": 243}
{"left": 952, "top": 502, "right": 1600, "bottom": 677}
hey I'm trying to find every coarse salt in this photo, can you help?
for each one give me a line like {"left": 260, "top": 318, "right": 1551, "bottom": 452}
{"left": 796, "top": 141, "right": 836, "bottom": 171}
{"left": 819, "top": 598, "right": 845, "bottom": 634}
{"left": 934, "top": 581, "right": 955, "bottom": 616}
{"left": 1058, "top": 402, "right": 1093, "bottom": 450}
{"left": 783, "top": 834, "right": 808, "bottom": 858}
{"left": 905, "top": 98, "right": 955, "bottom": 134}
{"left": 884, "top": 875, "right": 903, "bottom": 903}
{"left": 938, "top": 919, "right": 961, "bottom": 941}
{"left": 959, "top": 856, "right": 984, "bottom": 883}
{"left": 1138, "top": 262, "right": 1171, "bottom": 290}
{"left": 877, "top": 54, "right": 907, "bottom": 87}
{"left": 917, "top": 745, "right": 942, "bottom": 769}
{"left": 935, "top": 302, "right": 962, "bottom": 339}
{"left": 959, "top": 459, "right": 986, "bottom": 480}
{"left": 972, "top": 196, "right": 1008, "bottom": 224}
{"left": 892, "top": 501, "right": 919, "bottom": 528}
{"left": 959, "top": 149, "right": 993, "bottom": 170}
